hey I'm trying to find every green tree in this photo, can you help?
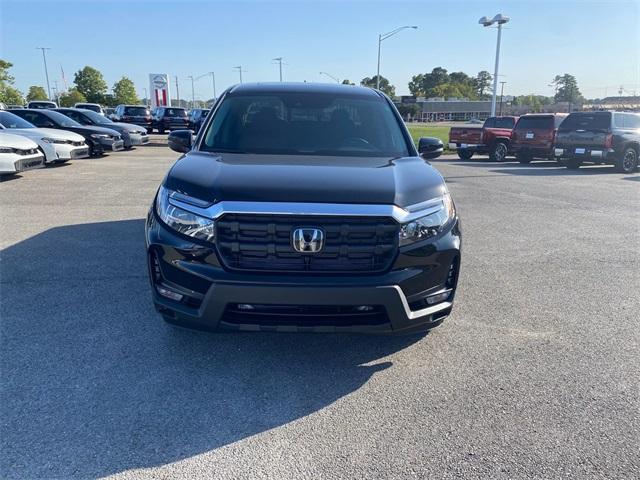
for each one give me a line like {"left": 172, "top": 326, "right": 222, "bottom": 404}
{"left": 112, "top": 76, "right": 139, "bottom": 105}
{"left": 396, "top": 103, "right": 420, "bottom": 119}
{"left": 26, "top": 85, "right": 48, "bottom": 101}
{"left": 552, "top": 74, "right": 583, "bottom": 105}
{"left": 408, "top": 67, "right": 451, "bottom": 97}
{"left": 74, "top": 66, "right": 108, "bottom": 103}
{"left": 0, "top": 60, "right": 24, "bottom": 105}
{"left": 58, "top": 88, "right": 86, "bottom": 107}
{"left": 408, "top": 73, "right": 425, "bottom": 96}
{"left": 473, "top": 71, "right": 492, "bottom": 98}
{"left": 360, "top": 75, "right": 395, "bottom": 97}
{"left": 341, "top": 79, "right": 355, "bottom": 85}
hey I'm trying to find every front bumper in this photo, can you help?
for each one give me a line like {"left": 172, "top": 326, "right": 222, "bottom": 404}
{"left": 145, "top": 210, "right": 461, "bottom": 334}
{"left": 54, "top": 143, "right": 90, "bottom": 160}
{"left": 0, "top": 152, "right": 45, "bottom": 174}
{"left": 127, "top": 133, "right": 150, "bottom": 146}
{"left": 99, "top": 139, "right": 125, "bottom": 151}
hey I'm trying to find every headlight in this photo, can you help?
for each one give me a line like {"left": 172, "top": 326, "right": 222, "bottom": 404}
{"left": 90, "top": 133, "right": 110, "bottom": 139}
{"left": 155, "top": 186, "right": 215, "bottom": 242}
{"left": 0, "top": 147, "right": 16, "bottom": 153}
{"left": 399, "top": 193, "right": 456, "bottom": 246}
{"left": 42, "top": 137, "right": 68, "bottom": 144}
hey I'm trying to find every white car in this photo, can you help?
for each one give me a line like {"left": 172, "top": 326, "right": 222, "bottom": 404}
{"left": 0, "top": 111, "right": 89, "bottom": 163}
{"left": 0, "top": 132, "right": 45, "bottom": 176}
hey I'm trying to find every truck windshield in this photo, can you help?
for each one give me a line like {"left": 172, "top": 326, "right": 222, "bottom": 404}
{"left": 559, "top": 112, "right": 611, "bottom": 131}
{"left": 201, "top": 93, "right": 410, "bottom": 157}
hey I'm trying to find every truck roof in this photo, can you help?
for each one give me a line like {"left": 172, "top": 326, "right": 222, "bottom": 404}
{"left": 228, "top": 82, "right": 380, "bottom": 98}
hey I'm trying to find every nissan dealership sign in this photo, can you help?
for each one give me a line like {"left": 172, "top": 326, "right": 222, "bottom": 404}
{"left": 149, "top": 73, "right": 171, "bottom": 108}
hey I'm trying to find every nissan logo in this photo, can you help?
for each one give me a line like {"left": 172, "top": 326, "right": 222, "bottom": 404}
{"left": 292, "top": 228, "right": 324, "bottom": 253}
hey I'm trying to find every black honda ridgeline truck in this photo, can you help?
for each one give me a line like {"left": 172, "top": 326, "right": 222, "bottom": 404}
{"left": 146, "top": 83, "right": 460, "bottom": 334}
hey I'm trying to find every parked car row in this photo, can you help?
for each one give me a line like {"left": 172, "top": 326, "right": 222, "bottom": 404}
{"left": 0, "top": 105, "right": 151, "bottom": 177}
{"left": 448, "top": 111, "right": 640, "bottom": 173}
{"left": 11, "top": 101, "right": 212, "bottom": 135}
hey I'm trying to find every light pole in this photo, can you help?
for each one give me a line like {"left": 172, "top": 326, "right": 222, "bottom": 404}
{"left": 174, "top": 76, "right": 180, "bottom": 106}
{"left": 233, "top": 66, "right": 244, "bottom": 84}
{"left": 376, "top": 26, "right": 417, "bottom": 90}
{"left": 143, "top": 87, "right": 148, "bottom": 106}
{"left": 319, "top": 72, "right": 340, "bottom": 83}
{"left": 187, "top": 75, "right": 195, "bottom": 108}
{"left": 36, "top": 47, "right": 52, "bottom": 100}
{"left": 209, "top": 72, "right": 216, "bottom": 101}
{"left": 499, "top": 81, "right": 506, "bottom": 115}
{"left": 479, "top": 14, "right": 510, "bottom": 116}
{"left": 273, "top": 57, "right": 283, "bottom": 82}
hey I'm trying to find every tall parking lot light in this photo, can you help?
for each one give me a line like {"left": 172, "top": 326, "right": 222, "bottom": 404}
{"left": 479, "top": 14, "right": 510, "bottom": 116}
{"left": 36, "top": 47, "right": 52, "bottom": 100}
{"left": 376, "top": 26, "right": 417, "bottom": 90}
{"left": 319, "top": 72, "right": 340, "bottom": 83}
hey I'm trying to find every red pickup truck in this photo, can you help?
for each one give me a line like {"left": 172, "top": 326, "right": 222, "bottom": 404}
{"left": 448, "top": 116, "right": 518, "bottom": 161}
{"left": 511, "top": 113, "right": 568, "bottom": 163}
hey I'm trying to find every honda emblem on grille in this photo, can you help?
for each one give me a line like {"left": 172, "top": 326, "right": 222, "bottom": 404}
{"left": 292, "top": 228, "right": 324, "bottom": 253}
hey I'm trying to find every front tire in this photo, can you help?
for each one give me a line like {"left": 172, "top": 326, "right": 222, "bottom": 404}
{"left": 490, "top": 141, "right": 508, "bottom": 162}
{"left": 616, "top": 147, "right": 638, "bottom": 173}
{"left": 457, "top": 149, "right": 474, "bottom": 160}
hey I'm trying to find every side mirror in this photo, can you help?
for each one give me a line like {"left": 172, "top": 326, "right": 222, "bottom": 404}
{"left": 168, "top": 130, "right": 193, "bottom": 153}
{"left": 418, "top": 137, "right": 444, "bottom": 160}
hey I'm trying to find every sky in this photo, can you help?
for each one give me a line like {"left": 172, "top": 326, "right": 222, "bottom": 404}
{"left": 1, "top": 0, "right": 639, "bottom": 102}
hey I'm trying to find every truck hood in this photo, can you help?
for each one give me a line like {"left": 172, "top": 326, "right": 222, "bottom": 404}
{"left": 164, "top": 152, "right": 447, "bottom": 208}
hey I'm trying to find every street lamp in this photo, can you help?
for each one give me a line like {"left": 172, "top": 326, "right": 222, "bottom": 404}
{"left": 319, "top": 71, "right": 340, "bottom": 83}
{"left": 233, "top": 66, "right": 244, "bottom": 84}
{"left": 36, "top": 47, "right": 52, "bottom": 100}
{"left": 273, "top": 58, "right": 283, "bottom": 82}
{"left": 187, "top": 75, "right": 195, "bottom": 109}
{"left": 376, "top": 26, "right": 417, "bottom": 90}
{"left": 479, "top": 14, "right": 510, "bottom": 116}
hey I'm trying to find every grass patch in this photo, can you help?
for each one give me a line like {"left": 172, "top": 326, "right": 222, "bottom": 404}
{"left": 406, "top": 124, "right": 450, "bottom": 149}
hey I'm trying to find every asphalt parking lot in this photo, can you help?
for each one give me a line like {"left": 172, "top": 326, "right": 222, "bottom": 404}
{"left": 1, "top": 136, "right": 639, "bottom": 479}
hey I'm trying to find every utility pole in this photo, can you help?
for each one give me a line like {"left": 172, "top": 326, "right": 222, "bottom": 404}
{"left": 233, "top": 66, "right": 244, "bottom": 84}
{"left": 273, "top": 57, "right": 283, "bottom": 82}
{"left": 143, "top": 87, "right": 148, "bottom": 106}
{"left": 36, "top": 47, "right": 52, "bottom": 100}
{"left": 52, "top": 80, "right": 59, "bottom": 104}
{"left": 499, "top": 81, "right": 506, "bottom": 116}
{"left": 209, "top": 72, "right": 216, "bottom": 101}
{"left": 187, "top": 76, "right": 195, "bottom": 108}
{"left": 174, "top": 76, "right": 180, "bottom": 106}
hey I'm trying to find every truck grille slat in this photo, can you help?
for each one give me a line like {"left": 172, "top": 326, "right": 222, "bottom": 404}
{"left": 216, "top": 214, "right": 399, "bottom": 273}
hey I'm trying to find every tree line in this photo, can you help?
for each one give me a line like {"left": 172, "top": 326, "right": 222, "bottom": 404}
{"left": 1, "top": 59, "right": 585, "bottom": 111}
{"left": 0, "top": 61, "right": 139, "bottom": 106}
